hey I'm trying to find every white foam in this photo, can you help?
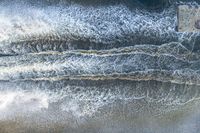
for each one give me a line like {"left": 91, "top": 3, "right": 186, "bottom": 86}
{"left": 0, "top": 4, "right": 179, "bottom": 45}
{"left": 0, "top": 91, "right": 49, "bottom": 114}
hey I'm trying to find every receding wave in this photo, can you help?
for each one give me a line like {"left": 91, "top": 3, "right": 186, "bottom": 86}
{"left": 1, "top": 0, "right": 200, "bottom": 133}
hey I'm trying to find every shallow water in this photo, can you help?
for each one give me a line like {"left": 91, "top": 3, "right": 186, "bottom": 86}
{"left": 0, "top": 0, "right": 200, "bottom": 133}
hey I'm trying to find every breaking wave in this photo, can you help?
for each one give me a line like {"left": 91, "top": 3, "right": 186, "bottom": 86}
{"left": 0, "top": 0, "right": 200, "bottom": 133}
{"left": 0, "top": 1, "right": 199, "bottom": 55}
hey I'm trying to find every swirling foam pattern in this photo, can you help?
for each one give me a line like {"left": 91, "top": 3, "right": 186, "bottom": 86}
{"left": 0, "top": 0, "right": 200, "bottom": 133}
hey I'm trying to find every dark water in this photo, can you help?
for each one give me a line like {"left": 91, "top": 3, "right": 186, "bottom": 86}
{"left": 0, "top": 0, "right": 200, "bottom": 133}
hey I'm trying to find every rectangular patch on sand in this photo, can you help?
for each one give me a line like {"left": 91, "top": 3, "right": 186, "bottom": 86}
{"left": 178, "top": 5, "right": 200, "bottom": 32}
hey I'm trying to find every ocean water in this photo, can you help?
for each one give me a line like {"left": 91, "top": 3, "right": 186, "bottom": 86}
{"left": 0, "top": 0, "right": 200, "bottom": 133}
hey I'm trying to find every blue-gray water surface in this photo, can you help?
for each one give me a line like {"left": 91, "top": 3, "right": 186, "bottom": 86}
{"left": 0, "top": 0, "right": 200, "bottom": 133}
